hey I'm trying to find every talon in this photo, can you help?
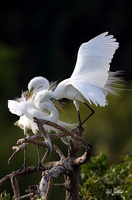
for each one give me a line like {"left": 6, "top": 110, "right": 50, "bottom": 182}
{"left": 35, "top": 163, "right": 43, "bottom": 171}
{"left": 79, "top": 126, "right": 84, "bottom": 135}
{"left": 18, "top": 164, "right": 27, "bottom": 174}
{"left": 72, "top": 125, "right": 84, "bottom": 136}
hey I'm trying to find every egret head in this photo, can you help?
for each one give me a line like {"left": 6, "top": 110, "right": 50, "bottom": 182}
{"left": 27, "top": 76, "right": 50, "bottom": 100}
{"left": 35, "top": 89, "right": 53, "bottom": 103}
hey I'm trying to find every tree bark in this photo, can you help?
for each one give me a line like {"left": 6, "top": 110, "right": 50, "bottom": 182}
{"left": 65, "top": 144, "right": 80, "bottom": 200}
{"left": 0, "top": 119, "right": 92, "bottom": 199}
{"left": 65, "top": 166, "right": 80, "bottom": 200}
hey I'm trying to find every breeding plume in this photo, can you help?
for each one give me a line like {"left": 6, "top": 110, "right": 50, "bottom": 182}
{"left": 27, "top": 32, "right": 121, "bottom": 128}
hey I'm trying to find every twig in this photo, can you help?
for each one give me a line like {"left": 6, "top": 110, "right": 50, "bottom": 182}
{"left": 0, "top": 166, "right": 44, "bottom": 187}
{"left": 25, "top": 185, "right": 41, "bottom": 200}
{"left": 1, "top": 118, "right": 92, "bottom": 200}
{"left": 34, "top": 118, "right": 52, "bottom": 164}
{"left": 17, "top": 137, "right": 50, "bottom": 149}
{"left": 53, "top": 145, "right": 66, "bottom": 160}
{"left": 8, "top": 130, "right": 73, "bottom": 165}
{"left": 9, "top": 120, "right": 54, "bottom": 165}
{"left": 44, "top": 176, "right": 53, "bottom": 200}
{"left": 18, "top": 132, "right": 68, "bottom": 140}
{"left": 33, "top": 118, "right": 91, "bottom": 149}
{"left": 10, "top": 175, "right": 20, "bottom": 199}
{"left": 74, "top": 147, "right": 92, "bottom": 166}
{"left": 49, "top": 132, "right": 68, "bottom": 139}
{"left": 8, "top": 143, "right": 28, "bottom": 164}
{"left": 33, "top": 119, "right": 92, "bottom": 167}
{"left": 52, "top": 183, "right": 69, "bottom": 190}
{"left": 15, "top": 193, "right": 34, "bottom": 200}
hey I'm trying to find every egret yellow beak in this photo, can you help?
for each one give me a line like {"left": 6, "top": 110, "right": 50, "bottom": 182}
{"left": 26, "top": 86, "right": 34, "bottom": 100}
{"left": 50, "top": 97, "right": 66, "bottom": 113}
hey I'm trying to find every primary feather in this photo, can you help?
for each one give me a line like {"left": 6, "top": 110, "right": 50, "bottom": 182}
{"left": 53, "top": 32, "right": 120, "bottom": 107}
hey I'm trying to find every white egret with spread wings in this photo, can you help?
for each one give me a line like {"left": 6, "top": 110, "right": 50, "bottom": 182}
{"left": 27, "top": 32, "right": 121, "bottom": 129}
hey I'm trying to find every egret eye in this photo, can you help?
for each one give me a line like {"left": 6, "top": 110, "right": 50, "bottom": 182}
{"left": 30, "top": 86, "right": 34, "bottom": 92}
{"left": 26, "top": 86, "right": 34, "bottom": 100}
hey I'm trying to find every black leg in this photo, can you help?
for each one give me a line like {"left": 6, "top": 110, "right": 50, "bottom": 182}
{"left": 23, "top": 146, "right": 27, "bottom": 169}
{"left": 34, "top": 145, "right": 42, "bottom": 171}
{"left": 77, "top": 110, "right": 81, "bottom": 126}
{"left": 18, "top": 134, "right": 27, "bottom": 172}
{"left": 37, "top": 145, "right": 42, "bottom": 167}
{"left": 78, "top": 102, "right": 94, "bottom": 127}
{"left": 23, "top": 133, "right": 27, "bottom": 169}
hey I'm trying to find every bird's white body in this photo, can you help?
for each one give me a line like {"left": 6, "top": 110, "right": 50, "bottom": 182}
{"left": 8, "top": 32, "right": 123, "bottom": 148}
{"left": 8, "top": 86, "right": 75, "bottom": 136}
{"left": 52, "top": 32, "right": 119, "bottom": 107}
{"left": 25, "top": 32, "right": 121, "bottom": 128}
{"left": 8, "top": 99, "right": 59, "bottom": 134}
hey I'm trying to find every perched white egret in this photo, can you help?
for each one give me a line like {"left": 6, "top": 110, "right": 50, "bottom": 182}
{"left": 8, "top": 85, "right": 75, "bottom": 167}
{"left": 8, "top": 95, "right": 60, "bottom": 168}
{"left": 8, "top": 99, "right": 59, "bottom": 134}
{"left": 27, "top": 32, "right": 122, "bottom": 128}
{"left": 8, "top": 77, "right": 60, "bottom": 138}
{"left": 26, "top": 77, "right": 73, "bottom": 131}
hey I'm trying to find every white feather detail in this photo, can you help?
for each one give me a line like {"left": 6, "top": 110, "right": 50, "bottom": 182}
{"left": 71, "top": 32, "right": 119, "bottom": 88}
{"left": 8, "top": 100, "right": 25, "bottom": 116}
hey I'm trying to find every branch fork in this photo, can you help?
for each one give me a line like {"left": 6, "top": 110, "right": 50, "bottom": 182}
{"left": 0, "top": 118, "right": 92, "bottom": 200}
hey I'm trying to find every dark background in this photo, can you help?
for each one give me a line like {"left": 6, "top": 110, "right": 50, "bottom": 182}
{"left": 0, "top": 0, "right": 132, "bottom": 199}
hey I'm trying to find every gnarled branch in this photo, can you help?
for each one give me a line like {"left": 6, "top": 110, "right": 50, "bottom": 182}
{"left": 0, "top": 118, "right": 92, "bottom": 200}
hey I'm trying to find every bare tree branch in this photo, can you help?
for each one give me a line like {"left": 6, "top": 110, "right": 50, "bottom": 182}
{"left": 52, "top": 183, "right": 69, "bottom": 190}
{"left": 8, "top": 143, "right": 28, "bottom": 164}
{"left": 33, "top": 118, "right": 91, "bottom": 149}
{"left": 10, "top": 175, "right": 20, "bottom": 199}
{"left": 53, "top": 144, "right": 66, "bottom": 160}
{"left": 1, "top": 118, "right": 92, "bottom": 200}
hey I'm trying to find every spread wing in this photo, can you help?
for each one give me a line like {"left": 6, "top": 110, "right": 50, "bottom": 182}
{"left": 71, "top": 32, "right": 119, "bottom": 88}
{"left": 70, "top": 79, "right": 107, "bottom": 106}
{"left": 8, "top": 100, "right": 24, "bottom": 116}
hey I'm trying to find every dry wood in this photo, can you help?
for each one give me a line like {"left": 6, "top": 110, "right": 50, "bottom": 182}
{"left": 33, "top": 118, "right": 92, "bottom": 149}
{"left": 0, "top": 118, "right": 92, "bottom": 200}
{"left": 10, "top": 175, "right": 20, "bottom": 199}
{"left": 8, "top": 143, "right": 28, "bottom": 164}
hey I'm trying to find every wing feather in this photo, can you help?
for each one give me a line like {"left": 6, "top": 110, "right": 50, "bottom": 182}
{"left": 8, "top": 100, "right": 24, "bottom": 116}
{"left": 70, "top": 80, "right": 107, "bottom": 106}
{"left": 71, "top": 32, "right": 119, "bottom": 88}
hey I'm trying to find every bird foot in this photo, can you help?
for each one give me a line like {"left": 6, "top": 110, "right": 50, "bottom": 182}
{"left": 18, "top": 164, "right": 27, "bottom": 174}
{"left": 72, "top": 125, "right": 84, "bottom": 136}
{"left": 35, "top": 163, "right": 43, "bottom": 171}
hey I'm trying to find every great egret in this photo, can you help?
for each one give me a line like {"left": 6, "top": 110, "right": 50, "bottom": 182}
{"left": 8, "top": 97, "right": 57, "bottom": 168}
{"left": 27, "top": 32, "right": 121, "bottom": 128}
{"left": 8, "top": 89, "right": 75, "bottom": 168}
{"left": 27, "top": 77, "right": 72, "bottom": 131}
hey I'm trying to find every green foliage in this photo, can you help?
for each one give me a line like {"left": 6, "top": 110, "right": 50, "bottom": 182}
{"left": 0, "top": 191, "right": 42, "bottom": 200}
{"left": 80, "top": 154, "right": 132, "bottom": 200}
{"left": 1, "top": 154, "right": 132, "bottom": 200}
{"left": 0, "top": 191, "right": 14, "bottom": 200}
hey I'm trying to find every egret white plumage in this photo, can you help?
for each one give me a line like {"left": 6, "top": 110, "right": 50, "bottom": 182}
{"left": 8, "top": 81, "right": 75, "bottom": 167}
{"left": 8, "top": 99, "right": 60, "bottom": 134}
{"left": 27, "top": 32, "right": 121, "bottom": 129}
{"left": 27, "top": 76, "right": 50, "bottom": 100}
{"left": 8, "top": 96, "right": 57, "bottom": 168}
